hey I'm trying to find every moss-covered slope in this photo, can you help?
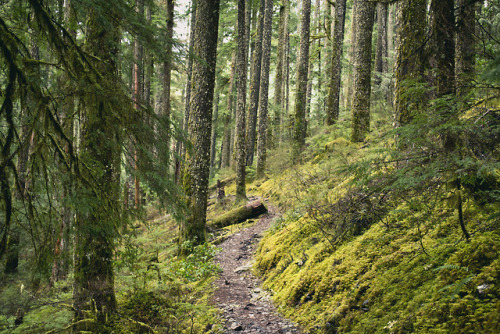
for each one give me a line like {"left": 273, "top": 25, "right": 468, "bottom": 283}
{"left": 251, "top": 130, "right": 500, "bottom": 333}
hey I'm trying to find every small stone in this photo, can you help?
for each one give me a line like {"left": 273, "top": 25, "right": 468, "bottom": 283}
{"left": 477, "top": 283, "right": 490, "bottom": 294}
{"left": 230, "top": 323, "right": 244, "bottom": 331}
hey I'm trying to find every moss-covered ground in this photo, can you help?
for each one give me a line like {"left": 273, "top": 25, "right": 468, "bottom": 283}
{"left": 247, "top": 126, "right": 500, "bottom": 333}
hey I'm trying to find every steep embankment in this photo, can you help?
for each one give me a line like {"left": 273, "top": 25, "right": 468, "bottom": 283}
{"left": 247, "top": 134, "right": 500, "bottom": 333}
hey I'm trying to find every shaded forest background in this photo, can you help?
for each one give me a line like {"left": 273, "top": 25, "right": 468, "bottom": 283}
{"left": 0, "top": 0, "right": 499, "bottom": 332}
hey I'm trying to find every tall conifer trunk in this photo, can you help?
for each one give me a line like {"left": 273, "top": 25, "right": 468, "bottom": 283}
{"left": 292, "top": 0, "right": 312, "bottom": 160}
{"left": 326, "top": 0, "right": 347, "bottom": 125}
{"left": 246, "top": 0, "right": 265, "bottom": 166}
{"left": 255, "top": 0, "right": 273, "bottom": 179}
{"left": 394, "top": 0, "right": 427, "bottom": 126}
{"left": 235, "top": 0, "right": 248, "bottom": 201}
{"left": 73, "top": 8, "right": 122, "bottom": 325}
{"left": 181, "top": 0, "right": 220, "bottom": 248}
{"left": 351, "top": 0, "right": 375, "bottom": 143}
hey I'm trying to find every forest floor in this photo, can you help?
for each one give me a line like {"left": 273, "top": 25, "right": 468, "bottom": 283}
{"left": 212, "top": 197, "right": 302, "bottom": 333}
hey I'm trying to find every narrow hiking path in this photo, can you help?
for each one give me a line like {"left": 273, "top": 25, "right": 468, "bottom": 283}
{"left": 212, "top": 198, "right": 301, "bottom": 333}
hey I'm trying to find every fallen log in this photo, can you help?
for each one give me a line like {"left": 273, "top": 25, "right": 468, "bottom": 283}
{"left": 209, "top": 200, "right": 268, "bottom": 229}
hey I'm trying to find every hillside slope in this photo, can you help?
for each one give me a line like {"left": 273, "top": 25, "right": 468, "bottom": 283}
{"left": 248, "top": 128, "right": 500, "bottom": 333}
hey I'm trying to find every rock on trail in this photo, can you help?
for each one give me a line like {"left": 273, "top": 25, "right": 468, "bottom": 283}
{"left": 212, "top": 200, "right": 301, "bottom": 333}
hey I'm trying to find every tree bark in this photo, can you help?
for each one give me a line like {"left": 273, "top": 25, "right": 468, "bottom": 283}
{"left": 221, "top": 52, "right": 236, "bottom": 169}
{"left": 326, "top": 0, "right": 347, "bottom": 125}
{"left": 429, "top": 0, "right": 455, "bottom": 98}
{"left": 163, "top": 0, "right": 174, "bottom": 168}
{"left": 235, "top": 0, "right": 248, "bottom": 201}
{"left": 255, "top": 0, "right": 273, "bottom": 179}
{"left": 351, "top": 0, "right": 375, "bottom": 143}
{"left": 455, "top": 0, "right": 476, "bottom": 99}
{"left": 181, "top": 0, "right": 220, "bottom": 249}
{"left": 374, "top": 2, "right": 388, "bottom": 86}
{"left": 274, "top": 0, "right": 288, "bottom": 145}
{"left": 345, "top": 0, "right": 358, "bottom": 111}
{"left": 74, "top": 7, "right": 122, "bottom": 324}
{"left": 393, "top": 0, "right": 427, "bottom": 126}
{"left": 292, "top": 0, "right": 312, "bottom": 160}
{"left": 246, "top": 0, "right": 265, "bottom": 166}
{"left": 209, "top": 200, "right": 267, "bottom": 229}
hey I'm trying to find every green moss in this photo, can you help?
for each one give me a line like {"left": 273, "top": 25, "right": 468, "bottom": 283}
{"left": 249, "top": 129, "right": 500, "bottom": 333}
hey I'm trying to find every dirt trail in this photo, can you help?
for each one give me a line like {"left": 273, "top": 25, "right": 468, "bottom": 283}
{"left": 212, "top": 198, "right": 301, "bottom": 333}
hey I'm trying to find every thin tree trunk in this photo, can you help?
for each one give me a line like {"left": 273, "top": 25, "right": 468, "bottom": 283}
{"left": 235, "top": 0, "right": 248, "bottom": 201}
{"left": 456, "top": 0, "right": 476, "bottom": 99}
{"left": 210, "top": 92, "right": 220, "bottom": 175}
{"left": 246, "top": 0, "right": 265, "bottom": 166}
{"left": 133, "top": 0, "right": 144, "bottom": 210}
{"left": 221, "top": 52, "right": 236, "bottom": 168}
{"left": 163, "top": 0, "right": 174, "bottom": 166}
{"left": 274, "top": 0, "right": 288, "bottom": 145}
{"left": 181, "top": 0, "right": 220, "bottom": 249}
{"left": 374, "top": 2, "right": 388, "bottom": 86}
{"left": 292, "top": 0, "right": 312, "bottom": 160}
{"left": 351, "top": 0, "right": 375, "bottom": 143}
{"left": 345, "top": 0, "right": 358, "bottom": 111}
{"left": 326, "top": 0, "right": 347, "bottom": 125}
{"left": 255, "top": 0, "right": 273, "bottom": 179}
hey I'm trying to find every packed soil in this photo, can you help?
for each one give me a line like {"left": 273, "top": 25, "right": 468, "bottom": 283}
{"left": 212, "top": 198, "right": 302, "bottom": 333}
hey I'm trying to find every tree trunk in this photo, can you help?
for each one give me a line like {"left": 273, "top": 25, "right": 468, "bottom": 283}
{"left": 430, "top": 0, "right": 455, "bottom": 98}
{"left": 326, "top": 0, "right": 347, "bottom": 125}
{"left": 181, "top": 0, "right": 220, "bottom": 249}
{"left": 221, "top": 52, "right": 236, "bottom": 169}
{"left": 182, "top": 0, "right": 197, "bottom": 162}
{"left": 246, "top": 0, "right": 265, "bottom": 166}
{"left": 351, "top": 0, "right": 375, "bottom": 143}
{"left": 345, "top": 0, "right": 358, "bottom": 111}
{"left": 374, "top": 2, "right": 388, "bottom": 86}
{"left": 163, "top": 0, "right": 174, "bottom": 166}
{"left": 133, "top": 0, "right": 144, "bottom": 210}
{"left": 209, "top": 200, "right": 267, "bottom": 229}
{"left": 210, "top": 91, "right": 220, "bottom": 176}
{"left": 255, "top": 0, "right": 273, "bottom": 179}
{"left": 235, "top": 0, "right": 248, "bottom": 201}
{"left": 394, "top": 0, "right": 427, "bottom": 126}
{"left": 274, "top": 0, "right": 288, "bottom": 145}
{"left": 292, "top": 0, "right": 312, "bottom": 160}
{"left": 455, "top": 0, "right": 476, "bottom": 99}
{"left": 73, "top": 7, "right": 122, "bottom": 325}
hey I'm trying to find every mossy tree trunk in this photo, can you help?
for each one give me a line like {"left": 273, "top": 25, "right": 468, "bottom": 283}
{"left": 133, "top": 0, "right": 144, "bottom": 210}
{"left": 374, "top": 2, "right": 388, "bottom": 86}
{"left": 221, "top": 52, "right": 236, "bottom": 169}
{"left": 163, "top": 0, "right": 174, "bottom": 167}
{"left": 246, "top": 0, "right": 265, "bottom": 166}
{"left": 178, "top": 0, "right": 197, "bottom": 184}
{"left": 274, "top": 0, "right": 288, "bottom": 145}
{"left": 235, "top": 0, "right": 248, "bottom": 201}
{"left": 181, "top": 0, "right": 220, "bottom": 248}
{"left": 326, "top": 0, "right": 347, "bottom": 125}
{"left": 393, "top": 0, "right": 427, "bottom": 126}
{"left": 73, "top": 8, "right": 122, "bottom": 325}
{"left": 255, "top": 0, "right": 273, "bottom": 179}
{"left": 345, "top": 0, "right": 358, "bottom": 112}
{"left": 429, "top": 0, "right": 456, "bottom": 98}
{"left": 351, "top": 0, "right": 375, "bottom": 143}
{"left": 292, "top": 0, "right": 312, "bottom": 161}
{"left": 455, "top": 0, "right": 477, "bottom": 99}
